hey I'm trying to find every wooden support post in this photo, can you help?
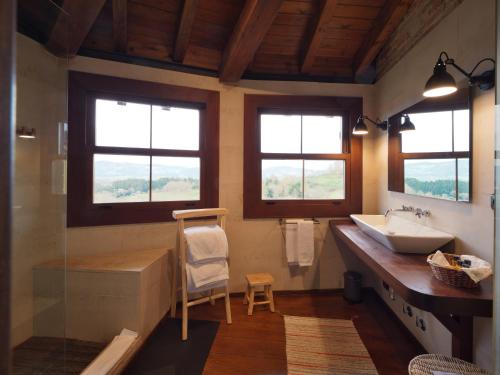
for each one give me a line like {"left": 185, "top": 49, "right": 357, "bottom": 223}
{"left": 435, "top": 313, "right": 474, "bottom": 362}
{"left": 170, "top": 236, "right": 179, "bottom": 318}
{"left": 178, "top": 219, "right": 188, "bottom": 341}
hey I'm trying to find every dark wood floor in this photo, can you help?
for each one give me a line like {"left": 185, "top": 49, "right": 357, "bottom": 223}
{"left": 184, "top": 289, "right": 426, "bottom": 375}
{"left": 12, "top": 336, "right": 105, "bottom": 375}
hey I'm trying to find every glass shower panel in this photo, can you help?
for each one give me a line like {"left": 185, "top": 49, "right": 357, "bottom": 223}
{"left": 494, "top": 15, "right": 500, "bottom": 373}
{"left": 11, "top": 3, "right": 69, "bottom": 373}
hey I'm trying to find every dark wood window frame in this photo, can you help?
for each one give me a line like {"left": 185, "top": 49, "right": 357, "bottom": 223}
{"left": 68, "top": 71, "right": 219, "bottom": 227}
{"left": 243, "top": 94, "right": 363, "bottom": 219}
{"left": 388, "top": 87, "right": 472, "bottom": 201}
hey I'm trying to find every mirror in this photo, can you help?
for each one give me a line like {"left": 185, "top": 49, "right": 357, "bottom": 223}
{"left": 388, "top": 88, "right": 472, "bottom": 202}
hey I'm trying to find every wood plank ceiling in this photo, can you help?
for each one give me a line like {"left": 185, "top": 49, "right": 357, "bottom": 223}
{"left": 17, "top": 0, "right": 414, "bottom": 83}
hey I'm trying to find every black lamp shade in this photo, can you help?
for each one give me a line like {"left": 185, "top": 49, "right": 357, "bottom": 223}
{"left": 423, "top": 58, "right": 458, "bottom": 97}
{"left": 352, "top": 117, "right": 369, "bottom": 135}
{"left": 399, "top": 115, "right": 415, "bottom": 133}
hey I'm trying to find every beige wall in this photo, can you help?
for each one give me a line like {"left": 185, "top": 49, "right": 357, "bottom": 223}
{"left": 373, "top": 0, "right": 495, "bottom": 370}
{"left": 65, "top": 56, "right": 378, "bottom": 293}
{"left": 11, "top": 34, "right": 68, "bottom": 346}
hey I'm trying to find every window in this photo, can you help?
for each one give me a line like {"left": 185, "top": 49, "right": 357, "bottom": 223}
{"left": 244, "top": 95, "right": 362, "bottom": 218}
{"left": 92, "top": 101, "right": 201, "bottom": 204}
{"left": 388, "top": 88, "right": 471, "bottom": 202}
{"left": 260, "top": 115, "right": 345, "bottom": 200}
{"left": 68, "top": 72, "right": 219, "bottom": 226}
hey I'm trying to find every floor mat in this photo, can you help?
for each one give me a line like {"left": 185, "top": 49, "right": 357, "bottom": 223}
{"left": 284, "top": 315, "right": 378, "bottom": 375}
{"left": 124, "top": 318, "right": 219, "bottom": 375}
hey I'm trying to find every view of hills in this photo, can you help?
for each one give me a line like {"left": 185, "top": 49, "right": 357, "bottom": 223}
{"left": 404, "top": 159, "right": 469, "bottom": 201}
{"left": 93, "top": 160, "right": 200, "bottom": 203}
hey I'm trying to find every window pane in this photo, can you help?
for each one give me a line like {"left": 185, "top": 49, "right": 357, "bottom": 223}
{"left": 93, "top": 154, "right": 150, "bottom": 203}
{"left": 302, "top": 115, "right": 342, "bottom": 154}
{"left": 95, "top": 99, "right": 151, "bottom": 148}
{"left": 453, "top": 110, "right": 470, "bottom": 152}
{"left": 152, "top": 157, "right": 200, "bottom": 201}
{"left": 152, "top": 106, "right": 199, "bottom": 150}
{"left": 304, "top": 160, "right": 345, "bottom": 199}
{"left": 458, "top": 158, "right": 470, "bottom": 201}
{"left": 260, "top": 114, "right": 301, "bottom": 153}
{"left": 404, "top": 159, "right": 456, "bottom": 200}
{"left": 401, "top": 111, "right": 453, "bottom": 153}
{"left": 262, "top": 159, "right": 302, "bottom": 199}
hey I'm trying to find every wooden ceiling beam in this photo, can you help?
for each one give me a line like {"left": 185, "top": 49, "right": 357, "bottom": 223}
{"left": 353, "top": 0, "right": 413, "bottom": 76}
{"left": 46, "top": 0, "right": 106, "bottom": 57}
{"left": 219, "top": 0, "right": 284, "bottom": 83}
{"left": 173, "top": 0, "right": 199, "bottom": 62}
{"left": 112, "top": 0, "right": 127, "bottom": 53}
{"left": 301, "top": 0, "right": 339, "bottom": 74}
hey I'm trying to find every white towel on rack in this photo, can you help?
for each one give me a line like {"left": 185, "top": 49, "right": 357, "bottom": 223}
{"left": 297, "top": 220, "right": 314, "bottom": 266}
{"left": 286, "top": 222, "right": 299, "bottom": 265}
{"left": 184, "top": 224, "right": 228, "bottom": 264}
{"left": 285, "top": 220, "right": 314, "bottom": 266}
{"left": 186, "top": 260, "right": 229, "bottom": 292}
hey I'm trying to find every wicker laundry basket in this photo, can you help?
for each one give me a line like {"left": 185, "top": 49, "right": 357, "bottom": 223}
{"left": 408, "top": 354, "right": 491, "bottom": 375}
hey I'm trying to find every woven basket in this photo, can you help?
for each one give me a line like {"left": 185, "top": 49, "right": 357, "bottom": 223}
{"left": 427, "top": 252, "right": 478, "bottom": 288}
{"left": 408, "top": 354, "right": 491, "bottom": 375}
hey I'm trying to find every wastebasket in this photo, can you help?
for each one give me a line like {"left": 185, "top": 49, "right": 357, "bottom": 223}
{"left": 344, "top": 271, "right": 362, "bottom": 303}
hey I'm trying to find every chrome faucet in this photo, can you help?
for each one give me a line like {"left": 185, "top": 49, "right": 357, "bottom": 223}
{"left": 384, "top": 205, "right": 414, "bottom": 217}
{"left": 415, "top": 208, "right": 431, "bottom": 218}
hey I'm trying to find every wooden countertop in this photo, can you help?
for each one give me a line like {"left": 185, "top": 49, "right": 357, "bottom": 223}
{"left": 330, "top": 221, "right": 493, "bottom": 317}
{"left": 35, "top": 248, "right": 170, "bottom": 273}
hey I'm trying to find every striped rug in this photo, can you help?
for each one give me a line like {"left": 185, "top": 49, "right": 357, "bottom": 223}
{"left": 284, "top": 315, "right": 379, "bottom": 375}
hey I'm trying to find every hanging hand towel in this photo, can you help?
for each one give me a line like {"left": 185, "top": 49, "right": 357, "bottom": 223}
{"left": 286, "top": 221, "right": 299, "bottom": 265}
{"left": 184, "top": 224, "right": 228, "bottom": 263}
{"left": 297, "top": 220, "right": 314, "bottom": 266}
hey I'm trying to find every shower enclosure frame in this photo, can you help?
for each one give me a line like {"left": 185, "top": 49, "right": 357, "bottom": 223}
{"left": 0, "top": 0, "right": 15, "bottom": 373}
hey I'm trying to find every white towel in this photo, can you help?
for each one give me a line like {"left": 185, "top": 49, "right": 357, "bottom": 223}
{"left": 184, "top": 225, "right": 228, "bottom": 264}
{"left": 286, "top": 220, "right": 314, "bottom": 267}
{"left": 459, "top": 255, "right": 493, "bottom": 283}
{"left": 286, "top": 222, "right": 299, "bottom": 265}
{"left": 297, "top": 221, "right": 314, "bottom": 266}
{"left": 81, "top": 329, "right": 138, "bottom": 375}
{"left": 186, "top": 260, "right": 229, "bottom": 292}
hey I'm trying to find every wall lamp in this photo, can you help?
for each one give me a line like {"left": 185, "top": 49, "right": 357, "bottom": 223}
{"left": 400, "top": 114, "right": 416, "bottom": 132}
{"left": 16, "top": 127, "right": 36, "bottom": 139}
{"left": 352, "top": 116, "right": 388, "bottom": 135}
{"left": 353, "top": 114, "right": 415, "bottom": 135}
{"left": 423, "top": 51, "right": 495, "bottom": 97}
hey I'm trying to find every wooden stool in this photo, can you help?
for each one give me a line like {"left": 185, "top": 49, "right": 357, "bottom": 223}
{"left": 243, "top": 273, "right": 275, "bottom": 315}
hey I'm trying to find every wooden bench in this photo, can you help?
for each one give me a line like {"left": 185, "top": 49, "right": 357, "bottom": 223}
{"left": 34, "top": 248, "right": 171, "bottom": 343}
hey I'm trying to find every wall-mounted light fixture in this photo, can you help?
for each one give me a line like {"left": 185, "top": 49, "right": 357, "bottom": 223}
{"left": 352, "top": 116, "right": 388, "bottom": 135}
{"left": 353, "top": 114, "right": 415, "bottom": 135}
{"left": 399, "top": 114, "right": 415, "bottom": 132}
{"left": 16, "top": 127, "right": 36, "bottom": 139}
{"left": 423, "top": 51, "right": 495, "bottom": 97}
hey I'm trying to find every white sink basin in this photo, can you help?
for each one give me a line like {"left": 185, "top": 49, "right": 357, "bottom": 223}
{"left": 350, "top": 214, "right": 454, "bottom": 254}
